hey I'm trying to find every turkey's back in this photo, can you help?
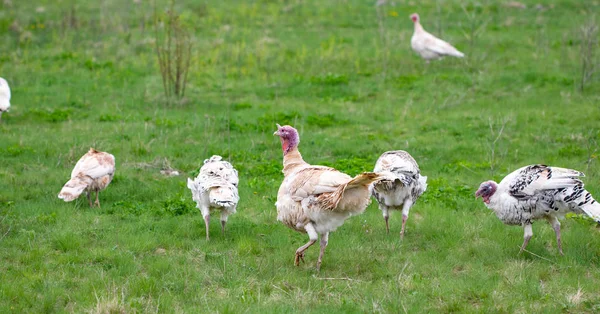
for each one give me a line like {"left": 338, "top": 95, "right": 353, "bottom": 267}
{"left": 490, "top": 179, "right": 595, "bottom": 225}
{"left": 372, "top": 150, "right": 425, "bottom": 207}
{"left": 276, "top": 165, "right": 366, "bottom": 234}
{"left": 72, "top": 150, "right": 115, "bottom": 192}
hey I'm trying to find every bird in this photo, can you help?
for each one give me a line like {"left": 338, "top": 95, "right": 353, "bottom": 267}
{"left": 274, "top": 124, "right": 383, "bottom": 270}
{"left": 58, "top": 148, "right": 116, "bottom": 207}
{"left": 370, "top": 151, "right": 428, "bottom": 239}
{"left": 187, "top": 155, "right": 239, "bottom": 241}
{"left": 475, "top": 164, "right": 600, "bottom": 255}
{"left": 0, "top": 77, "right": 11, "bottom": 122}
{"left": 410, "top": 13, "right": 465, "bottom": 61}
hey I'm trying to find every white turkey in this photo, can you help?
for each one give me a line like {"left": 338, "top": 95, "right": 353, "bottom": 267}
{"left": 58, "top": 148, "right": 116, "bottom": 207}
{"left": 476, "top": 164, "right": 600, "bottom": 255}
{"left": 274, "top": 124, "right": 383, "bottom": 270}
{"left": 371, "top": 151, "right": 427, "bottom": 239}
{"left": 187, "top": 155, "right": 239, "bottom": 240}
{"left": 410, "top": 13, "right": 465, "bottom": 61}
{"left": 0, "top": 77, "right": 11, "bottom": 122}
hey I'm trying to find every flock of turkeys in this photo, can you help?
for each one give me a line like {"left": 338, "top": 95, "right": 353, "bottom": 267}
{"left": 3, "top": 13, "right": 599, "bottom": 271}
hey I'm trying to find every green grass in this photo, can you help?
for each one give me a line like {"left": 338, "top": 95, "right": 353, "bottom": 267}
{"left": 1, "top": 0, "right": 600, "bottom": 312}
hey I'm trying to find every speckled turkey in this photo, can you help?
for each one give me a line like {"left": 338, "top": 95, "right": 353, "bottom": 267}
{"left": 476, "top": 164, "right": 600, "bottom": 255}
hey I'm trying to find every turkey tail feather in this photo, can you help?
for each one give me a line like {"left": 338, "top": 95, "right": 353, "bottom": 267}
{"left": 209, "top": 186, "right": 238, "bottom": 206}
{"left": 325, "top": 172, "right": 381, "bottom": 209}
{"left": 58, "top": 177, "right": 90, "bottom": 202}
{"left": 345, "top": 172, "right": 381, "bottom": 189}
{"left": 579, "top": 191, "right": 600, "bottom": 222}
{"left": 419, "top": 175, "right": 428, "bottom": 192}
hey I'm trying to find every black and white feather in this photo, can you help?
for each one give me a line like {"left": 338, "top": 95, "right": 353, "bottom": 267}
{"left": 370, "top": 150, "right": 427, "bottom": 238}
{"left": 187, "top": 155, "right": 240, "bottom": 240}
{"left": 476, "top": 164, "right": 600, "bottom": 254}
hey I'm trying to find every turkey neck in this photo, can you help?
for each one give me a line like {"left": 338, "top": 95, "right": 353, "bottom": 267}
{"left": 413, "top": 22, "right": 424, "bottom": 34}
{"left": 282, "top": 148, "right": 308, "bottom": 176}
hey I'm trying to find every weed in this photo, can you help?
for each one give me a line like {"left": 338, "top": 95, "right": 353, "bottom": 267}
{"left": 579, "top": 19, "right": 599, "bottom": 92}
{"left": 309, "top": 73, "right": 349, "bottom": 86}
{"left": 232, "top": 102, "right": 253, "bottom": 111}
{"left": 162, "top": 194, "right": 194, "bottom": 216}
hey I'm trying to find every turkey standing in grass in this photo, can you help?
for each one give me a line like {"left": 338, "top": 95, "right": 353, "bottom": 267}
{"left": 274, "top": 124, "right": 383, "bottom": 270}
{"left": 187, "top": 155, "right": 239, "bottom": 241}
{"left": 475, "top": 164, "right": 600, "bottom": 255}
{"left": 0, "top": 77, "right": 11, "bottom": 122}
{"left": 410, "top": 13, "right": 465, "bottom": 61}
{"left": 371, "top": 151, "right": 428, "bottom": 239}
{"left": 58, "top": 148, "right": 115, "bottom": 207}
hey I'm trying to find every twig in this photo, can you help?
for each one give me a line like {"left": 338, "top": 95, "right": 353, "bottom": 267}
{"left": 488, "top": 117, "right": 510, "bottom": 176}
{"left": 580, "top": 19, "right": 598, "bottom": 92}
{"left": 271, "top": 285, "right": 292, "bottom": 297}
{"left": 519, "top": 246, "right": 556, "bottom": 264}
{"left": 585, "top": 131, "right": 598, "bottom": 173}
{"left": 0, "top": 226, "right": 11, "bottom": 241}
{"left": 460, "top": 163, "right": 478, "bottom": 174}
{"left": 375, "top": 2, "right": 388, "bottom": 80}
{"left": 313, "top": 275, "right": 361, "bottom": 281}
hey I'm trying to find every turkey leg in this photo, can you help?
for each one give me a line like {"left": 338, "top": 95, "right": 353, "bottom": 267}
{"left": 295, "top": 223, "right": 318, "bottom": 266}
{"left": 547, "top": 216, "right": 563, "bottom": 255}
{"left": 316, "top": 232, "right": 329, "bottom": 271}
{"left": 381, "top": 206, "right": 390, "bottom": 234}
{"left": 204, "top": 215, "right": 210, "bottom": 241}
{"left": 86, "top": 191, "right": 93, "bottom": 208}
{"left": 519, "top": 223, "right": 533, "bottom": 254}
{"left": 400, "top": 200, "right": 413, "bottom": 240}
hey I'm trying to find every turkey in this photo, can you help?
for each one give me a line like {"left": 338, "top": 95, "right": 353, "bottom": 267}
{"left": 0, "top": 77, "right": 11, "bottom": 122}
{"left": 58, "top": 148, "right": 115, "bottom": 207}
{"left": 274, "top": 124, "right": 383, "bottom": 270}
{"left": 410, "top": 13, "right": 465, "bottom": 61}
{"left": 475, "top": 164, "right": 600, "bottom": 255}
{"left": 370, "top": 151, "right": 427, "bottom": 239}
{"left": 187, "top": 155, "right": 239, "bottom": 241}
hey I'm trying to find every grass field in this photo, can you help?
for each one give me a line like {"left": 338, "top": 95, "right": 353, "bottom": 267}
{"left": 1, "top": 0, "right": 600, "bottom": 312}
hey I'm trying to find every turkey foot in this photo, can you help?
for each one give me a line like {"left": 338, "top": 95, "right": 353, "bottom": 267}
{"left": 294, "top": 239, "right": 316, "bottom": 266}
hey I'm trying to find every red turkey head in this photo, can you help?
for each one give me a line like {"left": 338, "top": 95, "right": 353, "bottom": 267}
{"left": 475, "top": 181, "right": 497, "bottom": 204}
{"left": 273, "top": 124, "right": 299, "bottom": 155}
{"left": 410, "top": 13, "right": 420, "bottom": 23}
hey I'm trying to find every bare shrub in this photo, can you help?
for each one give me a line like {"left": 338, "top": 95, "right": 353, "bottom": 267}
{"left": 153, "top": 0, "right": 193, "bottom": 104}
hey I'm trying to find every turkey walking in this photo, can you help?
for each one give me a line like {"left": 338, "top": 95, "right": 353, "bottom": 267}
{"left": 58, "top": 148, "right": 115, "bottom": 207}
{"left": 371, "top": 151, "right": 427, "bottom": 239}
{"left": 187, "top": 155, "right": 239, "bottom": 240}
{"left": 475, "top": 164, "right": 600, "bottom": 255}
{"left": 274, "top": 124, "right": 382, "bottom": 270}
{"left": 410, "top": 13, "right": 465, "bottom": 61}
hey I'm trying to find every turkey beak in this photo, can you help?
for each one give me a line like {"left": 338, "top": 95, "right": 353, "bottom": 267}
{"left": 274, "top": 123, "right": 282, "bottom": 136}
{"left": 474, "top": 189, "right": 482, "bottom": 199}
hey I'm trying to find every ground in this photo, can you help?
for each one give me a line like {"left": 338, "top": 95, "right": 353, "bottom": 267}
{"left": 1, "top": 0, "right": 600, "bottom": 312}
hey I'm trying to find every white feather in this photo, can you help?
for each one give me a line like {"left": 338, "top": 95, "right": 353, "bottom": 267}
{"left": 187, "top": 155, "right": 239, "bottom": 219}
{"left": 0, "top": 77, "right": 11, "bottom": 113}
